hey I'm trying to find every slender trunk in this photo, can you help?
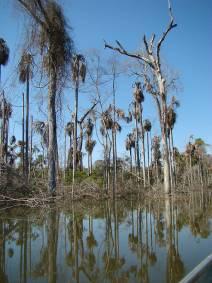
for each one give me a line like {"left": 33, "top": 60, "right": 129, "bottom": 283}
{"left": 112, "top": 68, "right": 116, "bottom": 197}
{"left": 29, "top": 115, "right": 33, "bottom": 179}
{"left": 129, "top": 147, "right": 132, "bottom": 173}
{"left": 170, "top": 129, "right": 176, "bottom": 186}
{"left": 87, "top": 150, "right": 90, "bottom": 176}
{"left": 168, "top": 134, "right": 173, "bottom": 189}
{"left": 22, "top": 92, "right": 25, "bottom": 175}
{"left": 90, "top": 152, "right": 93, "bottom": 174}
{"left": 72, "top": 77, "right": 79, "bottom": 192}
{"left": 25, "top": 68, "right": 29, "bottom": 179}
{"left": 64, "top": 131, "right": 66, "bottom": 180}
{"left": 146, "top": 131, "right": 150, "bottom": 185}
{"left": 139, "top": 103, "right": 146, "bottom": 187}
{"left": 134, "top": 103, "right": 140, "bottom": 178}
{"left": 48, "top": 69, "right": 57, "bottom": 194}
{"left": 112, "top": 129, "right": 116, "bottom": 198}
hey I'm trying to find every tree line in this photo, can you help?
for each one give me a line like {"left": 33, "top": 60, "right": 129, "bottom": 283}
{"left": 0, "top": 0, "right": 211, "bottom": 197}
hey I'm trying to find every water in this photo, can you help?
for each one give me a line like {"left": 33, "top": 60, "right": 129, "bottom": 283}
{"left": 0, "top": 192, "right": 212, "bottom": 283}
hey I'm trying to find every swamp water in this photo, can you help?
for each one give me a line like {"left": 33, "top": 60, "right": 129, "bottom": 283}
{"left": 0, "top": 192, "right": 212, "bottom": 283}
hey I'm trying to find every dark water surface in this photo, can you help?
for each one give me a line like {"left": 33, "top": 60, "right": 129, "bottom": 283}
{"left": 0, "top": 192, "right": 212, "bottom": 283}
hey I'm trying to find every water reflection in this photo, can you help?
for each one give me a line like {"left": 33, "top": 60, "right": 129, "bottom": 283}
{"left": 0, "top": 192, "right": 212, "bottom": 283}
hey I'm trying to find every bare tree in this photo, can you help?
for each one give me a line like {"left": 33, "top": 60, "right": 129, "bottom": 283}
{"left": 105, "top": 0, "right": 177, "bottom": 193}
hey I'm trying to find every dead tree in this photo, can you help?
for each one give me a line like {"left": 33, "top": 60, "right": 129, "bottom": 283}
{"left": 105, "top": 0, "right": 177, "bottom": 193}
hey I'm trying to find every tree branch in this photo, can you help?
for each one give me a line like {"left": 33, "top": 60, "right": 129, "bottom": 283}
{"left": 156, "top": 0, "right": 177, "bottom": 69}
{"left": 78, "top": 101, "right": 98, "bottom": 125}
{"left": 104, "top": 40, "right": 155, "bottom": 69}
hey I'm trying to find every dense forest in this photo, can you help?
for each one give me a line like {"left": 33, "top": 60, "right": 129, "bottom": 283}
{"left": 0, "top": 0, "right": 211, "bottom": 202}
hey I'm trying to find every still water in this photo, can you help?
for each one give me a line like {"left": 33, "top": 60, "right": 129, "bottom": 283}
{"left": 0, "top": 192, "right": 212, "bottom": 283}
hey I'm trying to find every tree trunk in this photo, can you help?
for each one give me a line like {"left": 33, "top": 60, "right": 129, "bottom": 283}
{"left": 22, "top": 92, "right": 25, "bottom": 175}
{"left": 48, "top": 69, "right": 57, "bottom": 194}
{"left": 146, "top": 131, "right": 150, "bottom": 185}
{"left": 129, "top": 147, "right": 132, "bottom": 173}
{"left": 139, "top": 103, "right": 146, "bottom": 187}
{"left": 112, "top": 129, "right": 116, "bottom": 198}
{"left": 72, "top": 77, "right": 79, "bottom": 187}
{"left": 134, "top": 103, "right": 140, "bottom": 179}
{"left": 25, "top": 67, "right": 29, "bottom": 179}
{"left": 161, "top": 128, "right": 171, "bottom": 194}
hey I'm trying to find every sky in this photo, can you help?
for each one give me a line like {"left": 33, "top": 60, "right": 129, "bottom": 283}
{"left": 0, "top": 0, "right": 212, "bottom": 162}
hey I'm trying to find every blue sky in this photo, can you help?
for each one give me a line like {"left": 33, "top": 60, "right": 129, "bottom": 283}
{"left": 0, "top": 0, "right": 211, "bottom": 161}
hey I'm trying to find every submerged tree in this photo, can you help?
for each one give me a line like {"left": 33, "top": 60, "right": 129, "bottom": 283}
{"left": 17, "top": 0, "right": 74, "bottom": 194}
{"left": 105, "top": 0, "right": 177, "bottom": 193}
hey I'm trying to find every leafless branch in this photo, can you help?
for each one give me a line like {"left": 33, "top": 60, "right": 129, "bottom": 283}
{"left": 104, "top": 40, "right": 155, "bottom": 69}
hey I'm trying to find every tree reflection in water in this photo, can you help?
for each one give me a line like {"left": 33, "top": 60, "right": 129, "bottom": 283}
{"left": 0, "top": 191, "right": 211, "bottom": 283}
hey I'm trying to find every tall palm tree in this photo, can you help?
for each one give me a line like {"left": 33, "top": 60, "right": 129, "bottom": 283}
{"left": 101, "top": 109, "right": 113, "bottom": 192}
{"left": 71, "top": 54, "right": 86, "bottom": 186}
{"left": 143, "top": 119, "right": 152, "bottom": 185}
{"left": 65, "top": 121, "right": 74, "bottom": 169}
{"left": 18, "top": 52, "right": 33, "bottom": 178}
{"left": 85, "top": 118, "right": 94, "bottom": 175}
{"left": 85, "top": 139, "right": 96, "bottom": 175}
{"left": 17, "top": 0, "right": 74, "bottom": 194}
{"left": 133, "top": 82, "right": 146, "bottom": 186}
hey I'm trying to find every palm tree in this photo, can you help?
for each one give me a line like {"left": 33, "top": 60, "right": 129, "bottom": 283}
{"left": 101, "top": 109, "right": 113, "bottom": 192}
{"left": 143, "top": 119, "right": 152, "bottom": 185}
{"left": 85, "top": 139, "right": 96, "bottom": 175}
{"left": 17, "top": 0, "right": 74, "bottom": 194}
{"left": 133, "top": 82, "right": 146, "bottom": 186}
{"left": 0, "top": 38, "right": 9, "bottom": 84}
{"left": 71, "top": 54, "right": 86, "bottom": 186}
{"left": 85, "top": 118, "right": 94, "bottom": 175}
{"left": 18, "top": 52, "right": 33, "bottom": 178}
{"left": 65, "top": 121, "right": 74, "bottom": 169}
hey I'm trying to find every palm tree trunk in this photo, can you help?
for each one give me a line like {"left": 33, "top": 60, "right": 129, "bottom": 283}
{"left": 48, "top": 69, "right": 57, "bottom": 194}
{"left": 87, "top": 151, "right": 90, "bottom": 176}
{"left": 146, "top": 131, "right": 150, "bottom": 185}
{"left": 134, "top": 103, "right": 140, "bottom": 179}
{"left": 170, "top": 129, "right": 176, "bottom": 186}
{"left": 22, "top": 92, "right": 25, "bottom": 175}
{"left": 139, "top": 103, "right": 146, "bottom": 187}
{"left": 25, "top": 67, "right": 29, "bottom": 179}
{"left": 29, "top": 115, "right": 33, "bottom": 179}
{"left": 91, "top": 152, "right": 93, "bottom": 174}
{"left": 112, "top": 129, "right": 116, "bottom": 198}
{"left": 64, "top": 130, "right": 66, "bottom": 180}
{"left": 168, "top": 134, "right": 173, "bottom": 189}
{"left": 72, "top": 77, "right": 79, "bottom": 190}
{"left": 129, "top": 147, "right": 132, "bottom": 173}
